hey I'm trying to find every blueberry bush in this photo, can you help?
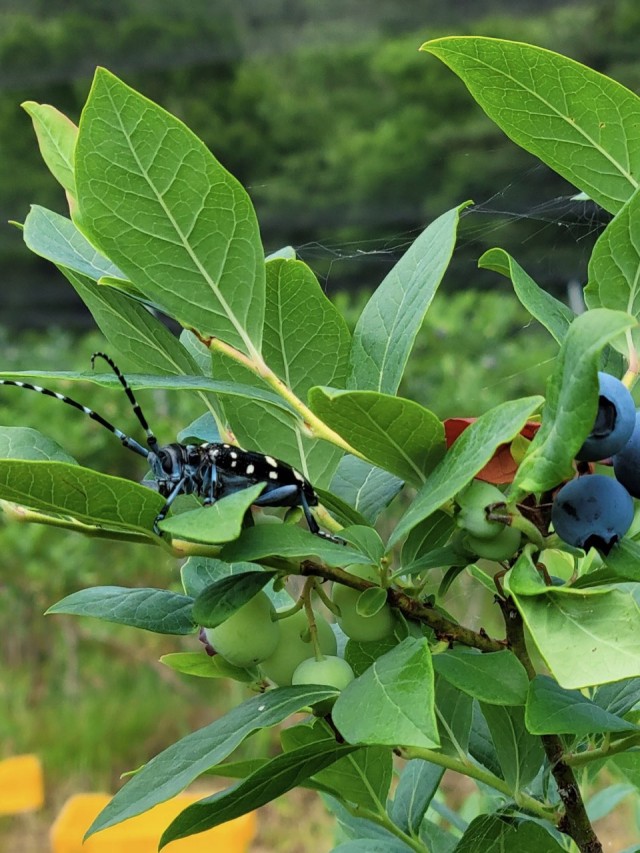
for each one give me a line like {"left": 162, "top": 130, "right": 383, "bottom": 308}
{"left": 4, "top": 37, "right": 640, "bottom": 853}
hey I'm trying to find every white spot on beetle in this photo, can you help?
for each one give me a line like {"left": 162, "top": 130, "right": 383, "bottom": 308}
{"left": 293, "top": 470, "right": 305, "bottom": 482}
{"left": 230, "top": 451, "right": 238, "bottom": 459}
{"left": 265, "top": 456, "right": 277, "bottom": 467}
{"left": 15, "top": 381, "right": 24, "bottom": 387}
{"left": 269, "top": 471, "right": 278, "bottom": 479}
{"left": 231, "top": 460, "right": 237, "bottom": 467}
{"left": 246, "top": 464, "right": 255, "bottom": 475}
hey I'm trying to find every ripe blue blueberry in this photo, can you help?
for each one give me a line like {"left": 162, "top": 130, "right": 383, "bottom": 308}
{"left": 576, "top": 373, "right": 635, "bottom": 461}
{"left": 551, "top": 474, "right": 634, "bottom": 553}
{"left": 613, "top": 411, "right": 640, "bottom": 499}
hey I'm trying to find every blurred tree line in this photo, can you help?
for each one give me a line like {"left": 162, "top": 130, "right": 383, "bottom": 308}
{"left": 0, "top": 0, "right": 636, "bottom": 328}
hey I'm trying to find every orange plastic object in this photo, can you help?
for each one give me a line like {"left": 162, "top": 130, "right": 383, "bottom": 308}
{"left": 0, "top": 754, "right": 45, "bottom": 815}
{"left": 50, "top": 791, "right": 257, "bottom": 852}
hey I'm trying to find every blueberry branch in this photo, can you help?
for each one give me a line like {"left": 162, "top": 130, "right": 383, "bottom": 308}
{"left": 498, "top": 597, "right": 603, "bottom": 853}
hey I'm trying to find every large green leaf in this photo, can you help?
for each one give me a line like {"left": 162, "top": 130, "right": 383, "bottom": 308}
{"left": 511, "top": 309, "right": 635, "bottom": 497}
{"left": 75, "top": 68, "right": 265, "bottom": 353}
{"left": 348, "top": 204, "right": 465, "bottom": 393}
{"left": 281, "top": 721, "right": 392, "bottom": 811}
{"left": 423, "top": 37, "right": 640, "bottom": 214}
{"left": 479, "top": 704, "right": 544, "bottom": 791}
{"left": 157, "top": 484, "right": 266, "bottom": 544}
{"left": 433, "top": 648, "right": 529, "bottom": 706}
{"left": 160, "top": 740, "right": 359, "bottom": 847}
{"left": 454, "top": 815, "right": 566, "bottom": 853}
{"left": 585, "top": 187, "right": 640, "bottom": 353}
{"left": 209, "top": 258, "right": 348, "bottom": 486}
{"left": 86, "top": 685, "right": 340, "bottom": 836}
{"left": 526, "top": 675, "right": 638, "bottom": 736}
{"left": 24, "top": 205, "right": 124, "bottom": 282}
{"left": 47, "top": 587, "right": 196, "bottom": 635}
{"left": 508, "top": 551, "right": 640, "bottom": 689}
{"left": 0, "top": 427, "right": 76, "bottom": 464}
{"left": 219, "top": 524, "right": 371, "bottom": 568}
{"left": 22, "top": 102, "right": 78, "bottom": 200}
{"left": 388, "top": 396, "right": 542, "bottom": 547}
{"left": 0, "top": 459, "right": 162, "bottom": 536}
{"left": 0, "top": 370, "right": 294, "bottom": 415}
{"left": 160, "top": 653, "right": 256, "bottom": 682}
{"left": 329, "top": 455, "right": 404, "bottom": 524}
{"left": 479, "top": 248, "right": 573, "bottom": 344}
{"left": 333, "top": 637, "right": 439, "bottom": 748}
{"left": 308, "top": 388, "right": 444, "bottom": 487}
{"left": 389, "top": 759, "right": 443, "bottom": 836}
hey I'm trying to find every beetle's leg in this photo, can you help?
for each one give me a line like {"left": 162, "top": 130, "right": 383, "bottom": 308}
{"left": 252, "top": 484, "right": 299, "bottom": 506}
{"left": 153, "top": 477, "right": 187, "bottom": 535}
{"left": 201, "top": 462, "right": 218, "bottom": 506}
{"left": 298, "top": 489, "right": 345, "bottom": 544}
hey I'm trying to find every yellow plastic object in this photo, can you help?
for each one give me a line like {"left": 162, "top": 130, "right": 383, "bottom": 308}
{"left": 0, "top": 754, "right": 45, "bottom": 815}
{"left": 50, "top": 791, "right": 257, "bottom": 852}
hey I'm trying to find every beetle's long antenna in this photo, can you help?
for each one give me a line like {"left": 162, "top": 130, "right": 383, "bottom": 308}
{"left": 0, "top": 377, "right": 149, "bottom": 459}
{"left": 91, "top": 352, "right": 159, "bottom": 452}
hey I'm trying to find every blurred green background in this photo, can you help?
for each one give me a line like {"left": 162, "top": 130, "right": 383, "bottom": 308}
{"left": 1, "top": 0, "right": 638, "bottom": 849}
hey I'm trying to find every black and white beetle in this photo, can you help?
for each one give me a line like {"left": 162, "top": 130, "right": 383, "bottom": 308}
{"left": 0, "top": 352, "right": 339, "bottom": 541}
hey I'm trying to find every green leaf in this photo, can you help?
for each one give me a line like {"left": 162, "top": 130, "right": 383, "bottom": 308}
{"left": 191, "top": 570, "right": 277, "bottom": 628}
{"left": 593, "top": 677, "right": 640, "bottom": 718}
{"left": 586, "top": 783, "right": 636, "bottom": 823}
{"left": 22, "top": 101, "right": 78, "bottom": 200}
{"left": 0, "top": 370, "right": 294, "bottom": 415}
{"left": 314, "top": 487, "right": 370, "bottom": 529}
{"left": 75, "top": 68, "right": 265, "bottom": 353}
{"left": 356, "top": 587, "right": 388, "bottom": 618}
{"left": 333, "top": 637, "right": 439, "bottom": 748}
{"left": 24, "top": 205, "right": 124, "bottom": 282}
{"left": 0, "top": 460, "right": 162, "bottom": 536}
{"left": 158, "top": 484, "right": 266, "bottom": 544}
{"left": 390, "top": 759, "right": 444, "bottom": 836}
{"left": 0, "top": 427, "right": 77, "bottom": 464}
{"left": 159, "top": 652, "right": 257, "bottom": 682}
{"left": 47, "top": 587, "right": 196, "bottom": 634}
{"left": 423, "top": 37, "right": 640, "bottom": 214}
{"left": 344, "top": 637, "right": 399, "bottom": 678}
{"left": 511, "top": 309, "right": 635, "bottom": 497}
{"left": 348, "top": 204, "right": 465, "bottom": 393}
{"left": 509, "top": 553, "right": 640, "bottom": 689}
{"left": 60, "top": 268, "right": 200, "bottom": 377}
{"left": 479, "top": 249, "right": 573, "bottom": 344}
{"left": 433, "top": 648, "right": 529, "bottom": 706}
{"left": 330, "top": 456, "right": 404, "bottom": 524}
{"left": 177, "top": 413, "right": 221, "bottom": 444}
{"left": 333, "top": 843, "right": 412, "bottom": 853}
{"left": 209, "top": 257, "right": 349, "bottom": 487}
{"left": 575, "top": 538, "right": 640, "bottom": 588}
{"left": 526, "top": 675, "right": 638, "bottom": 736}
{"left": 219, "top": 524, "right": 371, "bottom": 567}
{"left": 586, "top": 188, "right": 640, "bottom": 353}
{"left": 86, "top": 685, "right": 340, "bottom": 836}
{"left": 181, "top": 557, "right": 261, "bottom": 596}
{"left": 389, "top": 396, "right": 542, "bottom": 547}
{"left": 454, "top": 815, "right": 565, "bottom": 853}
{"left": 340, "top": 525, "right": 385, "bottom": 564}
{"left": 160, "top": 741, "right": 359, "bottom": 847}
{"left": 435, "top": 677, "right": 473, "bottom": 755}
{"left": 400, "top": 511, "right": 455, "bottom": 566}
{"left": 309, "top": 389, "right": 444, "bottom": 487}
{"left": 479, "top": 704, "right": 544, "bottom": 791}
{"left": 281, "top": 721, "right": 392, "bottom": 811}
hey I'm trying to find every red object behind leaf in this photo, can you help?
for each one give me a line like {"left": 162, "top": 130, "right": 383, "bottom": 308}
{"left": 444, "top": 418, "right": 541, "bottom": 484}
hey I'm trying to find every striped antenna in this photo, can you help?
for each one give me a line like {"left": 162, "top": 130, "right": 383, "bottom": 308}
{"left": 0, "top": 373, "right": 149, "bottom": 460}
{"left": 91, "top": 352, "right": 159, "bottom": 452}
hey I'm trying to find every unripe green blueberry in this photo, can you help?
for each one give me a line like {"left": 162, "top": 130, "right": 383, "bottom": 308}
{"left": 332, "top": 564, "right": 395, "bottom": 642}
{"left": 261, "top": 608, "right": 337, "bottom": 686}
{"left": 456, "top": 480, "right": 506, "bottom": 540}
{"left": 292, "top": 655, "right": 355, "bottom": 690}
{"left": 204, "top": 591, "right": 279, "bottom": 667}
{"left": 465, "top": 524, "right": 521, "bottom": 561}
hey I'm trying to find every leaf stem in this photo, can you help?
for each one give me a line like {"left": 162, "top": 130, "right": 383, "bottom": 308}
{"left": 564, "top": 733, "right": 640, "bottom": 769}
{"left": 199, "top": 335, "right": 366, "bottom": 459}
{"left": 342, "top": 800, "right": 430, "bottom": 853}
{"left": 398, "top": 746, "right": 557, "bottom": 822}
